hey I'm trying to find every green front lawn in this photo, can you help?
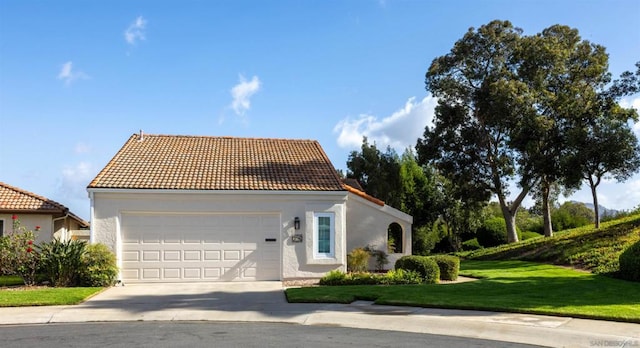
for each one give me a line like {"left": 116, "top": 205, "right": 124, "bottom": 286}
{"left": 0, "top": 287, "right": 103, "bottom": 307}
{"left": 285, "top": 260, "right": 640, "bottom": 323}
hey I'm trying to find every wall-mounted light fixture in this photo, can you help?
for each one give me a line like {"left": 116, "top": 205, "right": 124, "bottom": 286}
{"left": 294, "top": 217, "right": 300, "bottom": 230}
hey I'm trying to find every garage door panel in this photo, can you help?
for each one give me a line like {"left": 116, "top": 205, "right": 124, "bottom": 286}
{"left": 165, "top": 251, "right": 182, "bottom": 261}
{"left": 204, "top": 250, "right": 221, "bottom": 260}
{"left": 121, "top": 213, "right": 280, "bottom": 282}
{"left": 183, "top": 250, "right": 202, "bottom": 261}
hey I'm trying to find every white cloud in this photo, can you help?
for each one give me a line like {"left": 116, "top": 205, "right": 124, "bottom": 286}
{"left": 57, "top": 61, "right": 89, "bottom": 85}
{"left": 56, "top": 162, "right": 96, "bottom": 201}
{"left": 230, "top": 75, "right": 261, "bottom": 116}
{"left": 125, "top": 16, "right": 147, "bottom": 45}
{"left": 333, "top": 95, "right": 438, "bottom": 151}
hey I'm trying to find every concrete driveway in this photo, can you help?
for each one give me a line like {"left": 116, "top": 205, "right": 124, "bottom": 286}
{"left": 52, "top": 282, "right": 323, "bottom": 323}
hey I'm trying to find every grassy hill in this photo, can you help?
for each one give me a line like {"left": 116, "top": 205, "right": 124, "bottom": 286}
{"left": 457, "top": 213, "right": 640, "bottom": 276}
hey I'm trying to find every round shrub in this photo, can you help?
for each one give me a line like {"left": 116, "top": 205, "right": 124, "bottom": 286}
{"left": 394, "top": 255, "right": 440, "bottom": 284}
{"left": 476, "top": 217, "right": 521, "bottom": 247}
{"left": 429, "top": 255, "right": 460, "bottom": 281}
{"left": 619, "top": 241, "right": 640, "bottom": 282}
{"left": 80, "top": 243, "right": 118, "bottom": 287}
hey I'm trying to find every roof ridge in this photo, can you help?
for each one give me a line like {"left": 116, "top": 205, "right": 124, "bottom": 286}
{"left": 138, "top": 133, "right": 318, "bottom": 142}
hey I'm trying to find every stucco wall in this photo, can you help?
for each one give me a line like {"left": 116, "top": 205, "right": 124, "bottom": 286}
{"left": 0, "top": 214, "right": 56, "bottom": 244}
{"left": 90, "top": 190, "right": 351, "bottom": 280}
{"left": 345, "top": 194, "right": 413, "bottom": 271}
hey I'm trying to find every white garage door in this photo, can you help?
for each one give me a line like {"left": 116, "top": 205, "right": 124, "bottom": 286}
{"left": 120, "top": 213, "right": 280, "bottom": 282}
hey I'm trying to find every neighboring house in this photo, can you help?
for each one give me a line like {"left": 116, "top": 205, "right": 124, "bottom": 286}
{"left": 0, "top": 182, "right": 90, "bottom": 243}
{"left": 88, "top": 133, "right": 413, "bottom": 283}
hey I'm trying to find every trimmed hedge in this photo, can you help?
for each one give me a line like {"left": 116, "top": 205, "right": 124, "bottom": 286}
{"left": 619, "top": 240, "right": 640, "bottom": 282}
{"left": 318, "top": 269, "right": 423, "bottom": 286}
{"left": 429, "top": 255, "right": 460, "bottom": 281}
{"left": 394, "top": 255, "right": 440, "bottom": 284}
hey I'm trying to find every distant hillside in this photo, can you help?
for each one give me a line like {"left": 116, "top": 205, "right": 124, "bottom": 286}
{"left": 571, "top": 201, "right": 620, "bottom": 218}
{"left": 458, "top": 214, "right": 640, "bottom": 275}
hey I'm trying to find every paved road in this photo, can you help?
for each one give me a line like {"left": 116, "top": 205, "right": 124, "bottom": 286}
{"left": 0, "top": 322, "right": 544, "bottom": 348}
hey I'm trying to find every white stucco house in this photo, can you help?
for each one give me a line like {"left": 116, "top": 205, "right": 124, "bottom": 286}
{"left": 88, "top": 133, "right": 412, "bottom": 283}
{"left": 0, "top": 182, "right": 90, "bottom": 243}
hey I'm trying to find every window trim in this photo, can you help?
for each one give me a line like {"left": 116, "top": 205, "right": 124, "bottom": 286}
{"left": 313, "top": 212, "right": 335, "bottom": 259}
{"left": 0, "top": 219, "right": 5, "bottom": 237}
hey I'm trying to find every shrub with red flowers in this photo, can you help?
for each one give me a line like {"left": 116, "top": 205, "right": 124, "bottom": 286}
{"left": 0, "top": 215, "right": 41, "bottom": 285}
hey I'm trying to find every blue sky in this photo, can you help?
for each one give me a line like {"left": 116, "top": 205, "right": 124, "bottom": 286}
{"left": 1, "top": 0, "right": 639, "bottom": 220}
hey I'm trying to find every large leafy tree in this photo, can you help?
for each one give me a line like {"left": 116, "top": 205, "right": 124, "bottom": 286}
{"left": 511, "top": 25, "right": 612, "bottom": 237}
{"left": 346, "top": 137, "right": 401, "bottom": 208}
{"left": 417, "top": 20, "right": 529, "bottom": 243}
{"left": 566, "top": 65, "right": 640, "bottom": 228}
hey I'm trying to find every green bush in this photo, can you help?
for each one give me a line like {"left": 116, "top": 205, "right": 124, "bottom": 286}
{"left": 394, "top": 255, "right": 440, "bottom": 284}
{"left": 318, "top": 269, "right": 424, "bottom": 286}
{"left": 380, "top": 269, "right": 423, "bottom": 285}
{"left": 347, "top": 248, "right": 370, "bottom": 273}
{"left": 429, "top": 255, "right": 459, "bottom": 281}
{"left": 0, "top": 217, "right": 41, "bottom": 285}
{"left": 619, "top": 241, "right": 640, "bottom": 282}
{"left": 319, "top": 270, "right": 347, "bottom": 285}
{"left": 461, "top": 238, "right": 482, "bottom": 251}
{"left": 38, "top": 239, "right": 86, "bottom": 287}
{"left": 476, "top": 217, "right": 521, "bottom": 247}
{"left": 80, "top": 243, "right": 118, "bottom": 287}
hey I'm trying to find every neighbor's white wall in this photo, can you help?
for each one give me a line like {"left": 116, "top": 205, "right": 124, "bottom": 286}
{"left": 90, "top": 190, "right": 349, "bottom": 280}
{"left": 0, "top": 214, "right": 54, "bottom": 244}
{"left": 345, "top": 194, "right": 413, "bottom": 270}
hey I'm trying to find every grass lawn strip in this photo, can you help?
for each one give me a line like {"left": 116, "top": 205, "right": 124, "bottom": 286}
{"left": 0, "top": 287, "right": 103, "bottom": 307}
{"left": 285, "top": 260, "right": 640, "bottom": 323}
{"left": 0, "top": 276, "right": 24, "bottom": 287}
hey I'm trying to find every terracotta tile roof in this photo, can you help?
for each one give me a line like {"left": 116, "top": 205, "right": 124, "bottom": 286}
{"left": 88, "top": 134, "right": 347, "bottom": 191}
{"left": 342, "top": 180, "right": 385, "bottom": 206}
{"left": 0, "top": 182, "right": 89, "bottom": 227}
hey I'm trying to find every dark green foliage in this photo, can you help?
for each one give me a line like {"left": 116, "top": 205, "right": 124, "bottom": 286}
{"left": 476, "top": 217, "right": 509, "bottom": 247}
{"left": 347, "top": 248, "right": 370, "bottom": 273}
{"left": 429, "top": 255, "right": 460, "bottom": 281}
{"left": 346, "top": 137, "right": 401, "bottom": 207}
{"left": 552, "top": 202, "right": 594, "bottom": 231}
{"left": 37, "top": 239, "right": 86, "bottom": 287}
{"left": 318, "top": 269, "right": 423, "bottom": 286}
{"left": 394, "top": 255, "right": 440, "bottom": 284}
{"left": 461, "top": 238, "right": 482, "bottom": 251}
{"left": 412, "top": 224, "right": 444, "bottom": 255}
{"left": 80, "top": 243, "right": 118, "bottom": 287}
{"left": 619, "top": 241, "right": 640, "bottom": 282}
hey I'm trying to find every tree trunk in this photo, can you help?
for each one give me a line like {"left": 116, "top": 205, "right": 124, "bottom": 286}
{"left": 588, "top": 176, "right": 601, "bottom": 229}
{"left": 497, "top": 188, "right": 528, "bottom": 243}
{"left": 541, "top": 180, "right": 553, "bottom": 237}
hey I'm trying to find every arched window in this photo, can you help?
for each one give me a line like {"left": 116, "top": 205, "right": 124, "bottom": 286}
{"left": 387, "top": 222, "right": 403, "bottom": 254}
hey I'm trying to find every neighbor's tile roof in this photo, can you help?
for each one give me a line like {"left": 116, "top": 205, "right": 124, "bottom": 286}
{"left": 0, "top": 182, "right": 89, "bottom": 227}
{"left": 88, "top": 134, "right": 347, "bottom": 191}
